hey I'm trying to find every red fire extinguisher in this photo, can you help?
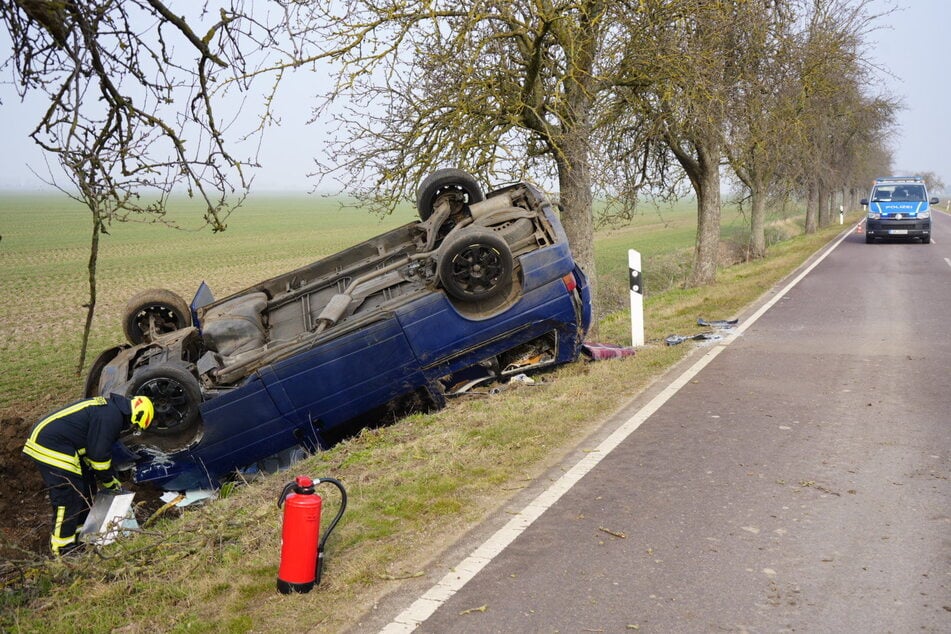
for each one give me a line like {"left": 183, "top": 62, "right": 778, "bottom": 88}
{"left": 276, "top": 475, "right": 347, "bottom": 594}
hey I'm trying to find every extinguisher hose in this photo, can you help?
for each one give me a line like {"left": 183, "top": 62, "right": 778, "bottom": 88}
{"left": 276, "top": 481, "right": 298, "bottom": 508}
{"left": 313, "top": 477, "right": 347, "bottom": 585}
{"left": 315, "top": 477, "right": 348, "bottom": 552}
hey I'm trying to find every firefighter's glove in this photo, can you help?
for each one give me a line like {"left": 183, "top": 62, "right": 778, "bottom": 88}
{"left": 101, "top": 477, "right": 123, "bottom": 492}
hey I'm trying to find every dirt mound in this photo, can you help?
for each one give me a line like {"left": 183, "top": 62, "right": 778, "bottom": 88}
{"left": 0, "top": 416, "right": 49, "bottom": 559}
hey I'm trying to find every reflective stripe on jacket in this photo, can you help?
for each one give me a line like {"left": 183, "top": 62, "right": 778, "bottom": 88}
{"left": 23, "top": 396, "right": 127, "bottom": 481}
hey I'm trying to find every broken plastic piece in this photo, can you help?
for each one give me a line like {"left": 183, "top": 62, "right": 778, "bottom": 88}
{"left": 160, "top": 489, "right": 217, "bottom": 507}
{"left": 80, "top": 492, "right": 137, "bottom": 545}
{"left": 697, "top": 317, "right": 738, "bottom": 329}
{"left": 665, "top": 333, "right": 723, "bottom": 346}
{"left": 582, "top": 342, "right": 636, "bottom": 360}
{"left": 508, "top": 373, "right": 535, "bottom": 385}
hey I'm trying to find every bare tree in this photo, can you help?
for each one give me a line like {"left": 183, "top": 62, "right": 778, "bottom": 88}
{"left": 786, "top": 0, "right": 896, "bottom": 232}
{"left": 293, "top": 1, "right": 619, "bottom": 328}
{"left": 281, "top": 1, "right": 713, "bottom": 329}
{"left": 611, "top": 0, "right": 743, "bottom": 286}
{"left": 917, "top": 171, "right": 945, "bottom": 195}
{"left": 724, "top": 1, "right": 803, "bottom": 259}
{"left": 610, "top": 1, "right": 820, "bottom": 284}
{"left": 1, "top": 1, "right": 293, "bottom": 371}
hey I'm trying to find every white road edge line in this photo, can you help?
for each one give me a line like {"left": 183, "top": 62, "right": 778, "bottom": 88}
{"left": 380, "top": 224, "right": 857, "bottom": 633}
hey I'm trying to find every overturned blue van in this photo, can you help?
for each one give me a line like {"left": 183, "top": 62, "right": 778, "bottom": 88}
{"left": 861, "top": 176, "right": 939, "bottom": 244}
{"left": 85, "top": 170, "right": 592, "bottom": 491}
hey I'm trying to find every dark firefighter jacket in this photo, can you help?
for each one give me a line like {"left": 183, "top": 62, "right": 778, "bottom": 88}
{"left": 23, "top": 394, "right": 131, "bottom": 483}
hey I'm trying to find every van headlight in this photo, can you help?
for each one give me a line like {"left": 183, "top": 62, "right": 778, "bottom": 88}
{"left": 918, "top": 210, "right": 930, "bottom": 219}
{"left": 868, "top": 211, "right": 880, "bottom": 220}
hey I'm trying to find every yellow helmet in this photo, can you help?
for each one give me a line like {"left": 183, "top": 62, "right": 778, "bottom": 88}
{"left": 131, "top": 396, "right": 154, "bottom": 430}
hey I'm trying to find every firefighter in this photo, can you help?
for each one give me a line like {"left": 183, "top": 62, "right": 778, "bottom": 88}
{"left": 22, "top": 394, "right": 154, "bottom": 556}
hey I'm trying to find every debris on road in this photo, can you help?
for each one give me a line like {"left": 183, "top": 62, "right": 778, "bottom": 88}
{"left": 697, "top": 317, "right": 739, "bottom": 329}
{"left": 665, "top": 333, "right": 723, "bottom": 346}
{"left": 598, "top": 526, "right": 627, "bottom": 539}
{"left": 665, "top": 317, "right": 739, "bottom": 346}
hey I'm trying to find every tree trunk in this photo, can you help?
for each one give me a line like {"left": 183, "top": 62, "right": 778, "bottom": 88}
{"left": 77, "top": 204, "right": 102, "bottom": 376}
{"left": 685, "top": 140, "right": 721, "bottom": 287}
{"left": 666, "top": 127, "right": 722, "bottom": 288}
{"left": 691, "top": 173, "right": 721, "bottom": 286}
{"left": 805, "top": 182, "right": 818, "bottom": 233}
{"left": 817, "top": 182, "right": 829, "bottom": 227}
{"left": 750, "top": 184, "right": 767, "bottom": 259}
{"left": 557, "top": 135, "right": 598, "bottom": 339}
{"left": 553, "top": 6, "right": 600, "bottom": 338}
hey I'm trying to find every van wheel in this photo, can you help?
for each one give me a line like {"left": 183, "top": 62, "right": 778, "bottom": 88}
{"left": 437, "top": 226, "right": 514, "bottom": 301}
{"left": 123, "top": 289, "right": 191, "bottom": 345}
{"left": 126, "top": 364, "right": 202, "bottom": 438}
{"left": 416, "top": 169, "right": 485, "bottom": 221}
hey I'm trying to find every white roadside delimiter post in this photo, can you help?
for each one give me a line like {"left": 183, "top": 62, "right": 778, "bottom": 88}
{"left": 629, "top": 249, "right": 644, "bottom": 347}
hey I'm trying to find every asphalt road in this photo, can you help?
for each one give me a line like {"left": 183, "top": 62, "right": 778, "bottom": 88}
{"left": 373, "top": 214, "right": 951, "bottom": 634}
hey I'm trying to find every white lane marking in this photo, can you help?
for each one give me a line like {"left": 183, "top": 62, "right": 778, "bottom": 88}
{"left": 380, "top": 225, "right": 856, "bottom": 633}
{"left": 945, "top": 258, "right": 951, "bottom": 268}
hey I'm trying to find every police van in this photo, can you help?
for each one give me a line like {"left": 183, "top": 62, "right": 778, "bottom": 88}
{"left": 861, "top": 176, "right": 939, "bottom": 244}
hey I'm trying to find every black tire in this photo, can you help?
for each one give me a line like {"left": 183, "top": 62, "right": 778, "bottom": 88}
{"left": 920, "top": 236, "right": 930, "bottom": 244}
{"left": 415, "top": 169, "right": 485, "bottom": 221}
{"left": 865, "top": 234, "right": 874, "bottom": 244}
{"left": 126, "top": 364, "right": 202, "bottom": 437}
{"left": 437, "top": 227, "right": 514, "bottom": 301}
{"left": 123, "top": 288, "right": 191, "bottom": 345}
{"left": 83, "top": 346, "right": 124, "bottom": 397}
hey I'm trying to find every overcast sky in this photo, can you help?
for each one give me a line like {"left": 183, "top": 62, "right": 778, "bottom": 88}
{"left": 864, "top": 0, "right": 950, "bottom": 189}
{"left": 0, "top": 1, "right": 947, "bottom": 193}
